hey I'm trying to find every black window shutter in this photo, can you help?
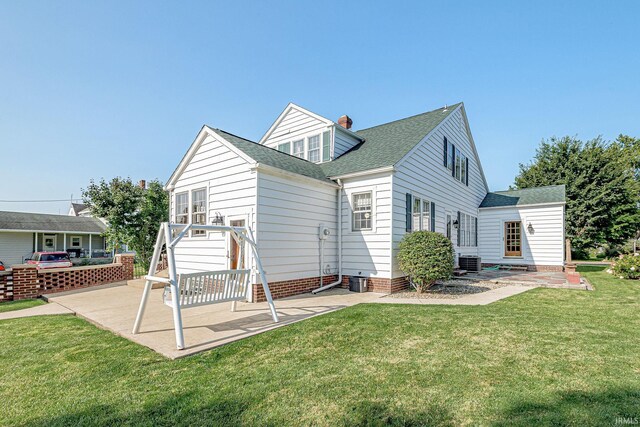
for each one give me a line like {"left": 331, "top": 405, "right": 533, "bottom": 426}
{"left": 406, "top": 193, "right": 412, "bottom": 232}
{"left": 443, "top": 137, "right": 448, "bottom": 167}
{"left": 430, "top": 202, "right": 436, "bottom": 232}
{"left": 465, "top": 158, "right": 469, "bottom": 186}
{"left": 475, "top": 216, "right": 478, "bottom": 247}
{"left": 451, "top": 144, "right": 456, "bottom": 177}
{"left": 457, "top": 211, "right": 461, "bottom": 246}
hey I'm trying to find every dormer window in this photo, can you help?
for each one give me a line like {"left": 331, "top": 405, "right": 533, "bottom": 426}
{"left": 307, "top": 134, "right": 321, "bottom": 162}
{"left": 292, "top": 139, "right": 304, "bottom": 158}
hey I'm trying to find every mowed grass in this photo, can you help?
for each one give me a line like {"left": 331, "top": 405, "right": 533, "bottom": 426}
{"left": 0, "top": 298, "right": 44, "bottom": 313}
{"left": 1, "top": 266, "right": 639, "bottom": 426}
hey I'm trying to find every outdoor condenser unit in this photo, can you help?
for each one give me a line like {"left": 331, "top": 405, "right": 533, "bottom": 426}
{"left": 459, "top": 255, "right": 481, "bottom": 272}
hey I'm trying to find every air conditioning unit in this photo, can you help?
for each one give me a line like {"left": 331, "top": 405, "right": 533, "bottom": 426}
{"left": 459, "top": 255, "right": 481, "bottom": 272}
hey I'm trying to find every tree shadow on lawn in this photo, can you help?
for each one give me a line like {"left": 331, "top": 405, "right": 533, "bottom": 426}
{"left": 493, "top": 387, "right": 640, "bottom": 426}
{"left": 23, "top": 392, "right": 454, "bottom": 427}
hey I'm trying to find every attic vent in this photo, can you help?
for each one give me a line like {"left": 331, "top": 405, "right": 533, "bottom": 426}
{"left": 338, "top": 115, "right": 353, "bottom": 130}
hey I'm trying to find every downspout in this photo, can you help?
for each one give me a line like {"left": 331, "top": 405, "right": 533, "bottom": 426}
{"left": 312, "top": 179, "right": 343, "bottom": 294}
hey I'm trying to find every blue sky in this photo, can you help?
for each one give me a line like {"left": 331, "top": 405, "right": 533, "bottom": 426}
{"left": 1, "top": 1, "right": 639, "bottom": 214}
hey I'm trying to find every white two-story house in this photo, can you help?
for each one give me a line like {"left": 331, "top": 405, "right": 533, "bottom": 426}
{"left": 166, "top": 102, "right": 566, "bottom": 301}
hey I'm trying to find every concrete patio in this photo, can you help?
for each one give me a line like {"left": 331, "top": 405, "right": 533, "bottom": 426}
{"left": 44, "top": 284, "right": 383, "bottom": 359}
{"left": 22, "top": 270, "right": 577, "bottom": 359}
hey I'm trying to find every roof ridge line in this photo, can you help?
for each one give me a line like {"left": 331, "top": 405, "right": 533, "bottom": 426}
{"left": 355, "top": 102, "right": 462, "bottom": 133}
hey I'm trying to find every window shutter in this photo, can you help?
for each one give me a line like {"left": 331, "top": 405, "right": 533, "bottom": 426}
{"left": 451, "top": 144, "right": 456, "bottom": 177}
{"left": 430, "top": 202, "right": 436, "bottom": 232}
{"left": 475, "top": 216, "right": 478, "bottom": 247}
{"left": 465, "top": 158, "right": 469, "bottom": 186}
{"left": 406, "top": 193, "right": 412, "bottom": 232}
{"left": 277, "top": 142, "right": 290, "bottom": 154}
{"left": 457, "top": 211, "right": 461, "bottom": 246}
{"left": 443, "top": 137, "right": 448, "bottom": 167}
{"left": 322, "top": 131, "right": 331, "bottom": 162}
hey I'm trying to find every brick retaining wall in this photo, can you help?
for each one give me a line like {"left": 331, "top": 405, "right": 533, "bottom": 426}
{"left": 2, "top": 254, "right": 135, "bottom": 302}
{"left": 0, "top": 270, "right": 13, "bottom": 302}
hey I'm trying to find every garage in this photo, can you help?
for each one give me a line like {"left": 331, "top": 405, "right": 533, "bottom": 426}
{"left": 0, "top": 231, "right": 33, "bottom": 265}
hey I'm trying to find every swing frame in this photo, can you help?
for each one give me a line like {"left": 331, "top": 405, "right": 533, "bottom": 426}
{"left": 132, "top": 222, "right": 279, "bottom": 350}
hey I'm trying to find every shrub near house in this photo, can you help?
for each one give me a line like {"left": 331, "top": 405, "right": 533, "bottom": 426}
{"left": 397, "top": 231, "right": 454, "bottom": 292}
{"left": 610, "top": 254, "right": 640, "bottom": 280}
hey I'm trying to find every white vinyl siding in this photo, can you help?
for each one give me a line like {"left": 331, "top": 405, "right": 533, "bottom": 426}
{"left": 342, "top": 173, "right": 393, "bottom": 279}
{"left": 392, "top": 107, "right": 487, "bottom": 277}
{"left": 171, "top": 133, "right": 257, "bottom": 275}
{"left": 478, "top": 204, "right": 565, "bottom": 266}
{"left": 256, "top": 171, "right": 338, "bottom": 282}
{"left": 262, "top": 107, "right": 331, "bottom": 154}
{"left": 0, "top": 232, "right": 33, "bottom": 265}
{"left": 334, "top": 128, "right": 361, "bottom": 158}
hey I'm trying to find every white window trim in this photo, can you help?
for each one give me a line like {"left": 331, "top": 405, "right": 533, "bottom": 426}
{"left": 70, "top": 236, "right": 82, "bottom": 248}
{"left": 172, "top": 184, "right": 210, "bottom": 240}
{"left": 190, "top": 187, "right": 208, "bottom": 237}
{"left": 292, "top": 138, "right": 305, "bottom": 158}
{"left": 346, "top": 187, "right": 376, "bottom": 234}
{"left": 500, "top": 218, "right": 525, "bottom": 259}
{"left": 175, "top": 191, "right": 189, "bottom": 226}
{"left": 306, "top": 133, "right": 321, "bottom": 163}
{"left": 409, "top": 192, "right": 432, "bottom": 232}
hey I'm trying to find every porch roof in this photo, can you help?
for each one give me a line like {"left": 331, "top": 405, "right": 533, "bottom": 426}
{"left": 0, "top": 211, "right": 107, "bottom": 233}
{"left": 479, "top": 185, "right": 566, "bottom": 208}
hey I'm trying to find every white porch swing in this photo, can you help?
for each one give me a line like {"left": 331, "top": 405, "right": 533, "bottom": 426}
{"left": 132, "top": 222, "right": 279, "bottom": 350}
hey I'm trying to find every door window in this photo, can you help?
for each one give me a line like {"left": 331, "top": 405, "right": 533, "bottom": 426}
{"left": 505, "top": 221, "right": 522, "bottom": 256}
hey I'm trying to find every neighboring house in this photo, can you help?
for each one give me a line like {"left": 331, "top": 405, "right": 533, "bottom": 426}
{"left": 166, "top": 102, "right": 566, "bottom": 301}
{"left": 68, "top": 202, "right": 92, "bottom": 217}
{"left": 0, "top": 211, "right": 108, "bottom": 265}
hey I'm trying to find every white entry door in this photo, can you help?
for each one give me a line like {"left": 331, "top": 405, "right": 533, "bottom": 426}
{"left": 43, "top": 234, "right": 57, "bottom": 251}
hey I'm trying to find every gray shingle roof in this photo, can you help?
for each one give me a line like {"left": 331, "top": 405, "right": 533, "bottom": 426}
{"left": 70, "top": 203, "right": 88, "bottom": 215}
{"left": 209, "top": 128, "right": 333, "bottom": 184}
{"left": 320, "top": 104, "right": 460, "bottom": 177}
{"left": 479, "top": 185, "right": 566, "bottom": 208}
{"left": 0, "top": 211, "right": 107, "bottom": 233}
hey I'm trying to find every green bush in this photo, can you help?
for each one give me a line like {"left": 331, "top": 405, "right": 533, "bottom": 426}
{"left": 397, "top": 231, "right": 454, "bottom": 292}
{"left": 610, "top": 254, "right": 640, "bottom": 280}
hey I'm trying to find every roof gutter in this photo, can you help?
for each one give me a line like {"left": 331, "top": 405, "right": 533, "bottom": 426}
{"left": 327, "top": 166, "right": 395, "bottom": 180}
{"left": 478, "top": 201, "right": 567, "bottom": 210}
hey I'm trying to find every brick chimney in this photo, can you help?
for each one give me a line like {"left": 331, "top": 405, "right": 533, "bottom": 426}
{"left": 337, "top": 115, "right": 353, "bottom": 130}
{"left": 138, "top": 180, "right": 146, "bottom": 189}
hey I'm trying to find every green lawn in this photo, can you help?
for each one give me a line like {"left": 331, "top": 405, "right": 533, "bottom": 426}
{"left": 0, "top": 298, "right": 44, "bottom": 313}
{"left": 1, "top": 266, "right": 639, "bottom": 426}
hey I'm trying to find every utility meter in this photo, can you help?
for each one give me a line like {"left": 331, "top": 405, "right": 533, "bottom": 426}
{"left": 319, "top": 224, "right": 331, "bottom": 240}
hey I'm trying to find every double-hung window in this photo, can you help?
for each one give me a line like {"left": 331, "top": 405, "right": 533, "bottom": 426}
{"left": 444, "top": 137, "right": 469, "bottom": 186}
{"left": 191, "top": 189, "right": 207, "bottom": 236}
{"left": 352, "top": 192, "right": 372, "bottom": 231}
{"left": 458, "top": 212, "right": 477, "bottom": 247}
{"left": 408, "top": 194, "right": 432, "bottom": 232}
{"left": 307, "top": 134, "right": 321, "bottom": 162}
{"left": 175, "top": 192, "right": 188, "bottom": 224}
{"left": 292, "top": 139, "right": 304, "bottom": 158}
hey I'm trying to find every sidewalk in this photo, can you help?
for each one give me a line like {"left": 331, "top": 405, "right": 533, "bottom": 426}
{"left": 0, "top": 302, "right": 73, "bottom": 321}
{"left": 373, "top": 285, "right": 536, "bottom": 305}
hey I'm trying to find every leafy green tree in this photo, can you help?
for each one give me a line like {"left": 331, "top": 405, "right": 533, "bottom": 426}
{"left": 515, "top": 136, "right": 639, "bottom": 255}
{"left": 82, "top": 178, "right": 168, "bottom": 268}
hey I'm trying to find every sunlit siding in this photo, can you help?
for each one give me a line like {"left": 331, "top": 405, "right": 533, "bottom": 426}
{"left": 256, "top": 171, "right": 338, "bottom": 282}
{"left": 262, "top": 107, "right": 331, "bottom": 159}
{"left": 392, "top": 107, "right": 487, "bottom": 278}
{"left": 171, "top": 133, "right": 257, "bottom": 275}
{"left": 478, "top": 204, "right": 565, "bottom": 266}
{"left": 341, "top": 172, "right": 393, "bottom": 279}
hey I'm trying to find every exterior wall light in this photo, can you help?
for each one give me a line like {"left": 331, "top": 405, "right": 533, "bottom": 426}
{"left": 527, "top": 222, "right": 534, "bottom": 234}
